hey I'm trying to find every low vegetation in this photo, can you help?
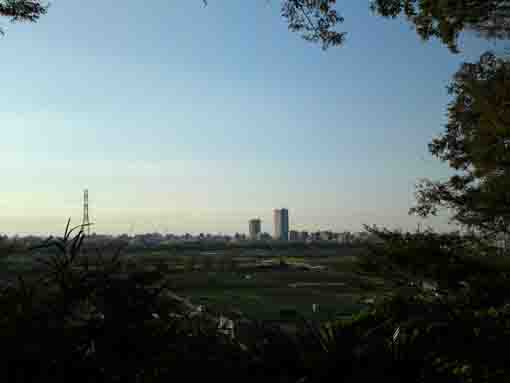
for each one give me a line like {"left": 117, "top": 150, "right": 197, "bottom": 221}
{"left": 1, "top": 221, "right": 509, "bottom": 382}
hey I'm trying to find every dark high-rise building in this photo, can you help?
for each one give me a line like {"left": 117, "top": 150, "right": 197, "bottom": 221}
{"left": 249, "top": 218, "right": 261, "bottom": 239}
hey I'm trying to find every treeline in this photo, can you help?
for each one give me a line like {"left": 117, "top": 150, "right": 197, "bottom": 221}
{"left": 0, "top": 234, "right": 368, "bottom": 256}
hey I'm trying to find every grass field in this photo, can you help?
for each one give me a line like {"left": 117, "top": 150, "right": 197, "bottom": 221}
{"left": 0, "top": 246, "right": 395, "bottom": 322}
{"left": 128, "top": 247, "right": 394, "bottom": 322}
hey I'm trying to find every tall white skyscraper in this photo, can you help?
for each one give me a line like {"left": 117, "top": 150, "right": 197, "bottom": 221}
{"left": 273, "top": 208, "right": 289, "bottom": 240}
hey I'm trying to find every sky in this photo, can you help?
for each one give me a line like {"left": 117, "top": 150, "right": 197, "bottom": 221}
{"left": 0, "top": 0, "right": 503, "bottom": 236}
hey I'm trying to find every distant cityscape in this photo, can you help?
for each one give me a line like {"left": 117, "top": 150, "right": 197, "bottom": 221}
{"left": 0, "top": 194, "right": 383, "bottom": 247}
{"left": 108, "top": 207, "right": 380, "bottom": 246}
{"left": 247, "top": 208, "right": 368, "bottom": 244}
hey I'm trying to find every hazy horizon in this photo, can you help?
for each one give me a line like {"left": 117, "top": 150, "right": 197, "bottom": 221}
{"left": 0, "top": 1, "right": 499, "bottom": 236}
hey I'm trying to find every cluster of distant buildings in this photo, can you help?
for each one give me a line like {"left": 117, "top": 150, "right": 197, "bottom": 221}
{"left": 0, "top": 207, "right": 380, "bottom": 247}
{"left": 247, "top": 208, "right": 373, "bottom": 244}
{"left": 248, "top": 208, "right": 289, "bottom": 241}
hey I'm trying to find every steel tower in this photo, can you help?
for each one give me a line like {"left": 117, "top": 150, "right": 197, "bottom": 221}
{"left": 82, "top": 189, "right": 90, "bottom": 236}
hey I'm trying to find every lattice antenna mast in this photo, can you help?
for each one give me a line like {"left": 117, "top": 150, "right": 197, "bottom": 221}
{"left": 82, "top": 189, "right": 90, "bottom": 236}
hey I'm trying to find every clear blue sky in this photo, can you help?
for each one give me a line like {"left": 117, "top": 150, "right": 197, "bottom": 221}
{"left": 0, "top": 0, "right": 499, "bottom": 235}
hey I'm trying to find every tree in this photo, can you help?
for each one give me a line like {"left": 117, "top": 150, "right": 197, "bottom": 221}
{"left": 371, "top": 0, "right": 510, "bottom": 53}
{"left": 203, "top": 0, "right": 345, "bottom": 50}
{"left": 4, "top": 1, "right": 510, "bottom": 53}
{"left": 281, "top": 0, "right": 346, "bottom": 50}
{"left": 0, "top": 1, "right": 47, "bottom": 34}
{"left": 411, "top": 52, "right": 510, "bottom": 237}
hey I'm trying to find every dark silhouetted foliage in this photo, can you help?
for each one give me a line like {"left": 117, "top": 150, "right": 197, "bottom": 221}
{"left": 203, "top": 0, "right": 346, "bottom": 50}
{"left": 281, "top": 0, "right": 346, "bottom": 49}
{"left": 411, "top": 52, "right": 510, "bottom": 237}
{"left": 371, "top": 0, "right": 510, "bottom": 52}
{"left": 2, "top": 222, "right": 510, "bottom": 382}
{"left": 0, "top": 0, "right": 47, "bottom": 34}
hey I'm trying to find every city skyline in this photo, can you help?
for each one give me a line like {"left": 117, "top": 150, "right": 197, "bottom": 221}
{"left": 1, "top": 190, "right": 444, "bottom": 236}
{"left": 0, "top": 1, "right": 494, "bottom": 235}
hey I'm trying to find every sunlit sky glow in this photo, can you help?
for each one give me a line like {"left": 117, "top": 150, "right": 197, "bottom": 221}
{"left": 0, "top": 1, "right": 500, "bottom": 235}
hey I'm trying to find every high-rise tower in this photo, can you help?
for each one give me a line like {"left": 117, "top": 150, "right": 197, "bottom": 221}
{"left": 249, "top": 218, "right": 261, "bottom": 240}
{"left": 273, "top": 208, "right": 289, "bottom": 241}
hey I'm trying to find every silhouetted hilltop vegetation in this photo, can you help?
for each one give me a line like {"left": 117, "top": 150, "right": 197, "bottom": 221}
{"left": 3, "top": 225, "right": 510, "bottom": 382}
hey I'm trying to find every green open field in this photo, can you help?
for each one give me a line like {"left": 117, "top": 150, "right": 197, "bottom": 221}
{"left": 123, "top": 247, "right": 395, "bottom": 322}
{"left": 0, "top": 245, "right": 396, "bottom": 322}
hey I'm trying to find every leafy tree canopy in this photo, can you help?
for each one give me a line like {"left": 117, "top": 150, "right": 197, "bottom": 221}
{"left": 6, "top": 1, "right": 510, "bottom": 53}
{"left": 203, "top": 0, "right": 346, "bottom": 50}
{"left": 411, "top": 52, "right": 510, "bottom": 236}
{"left": 0, "top": 0, "right": 47, "bottom": 33}
{"left": 371, "top": 0, "right": 510, "bottom": 52}
{"left": 280, "top": 0, "right": 346, "bottom": 49}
